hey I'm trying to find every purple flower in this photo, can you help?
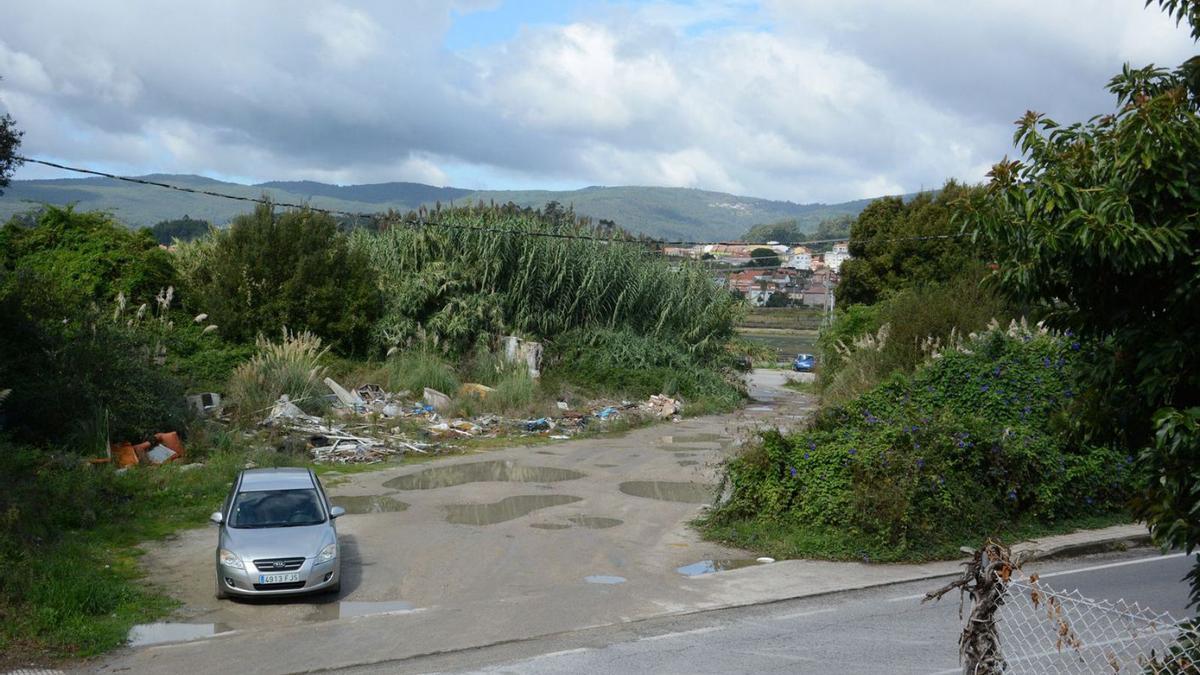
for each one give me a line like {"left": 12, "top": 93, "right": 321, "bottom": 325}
{"left": 1007, "top": 489, "right": 1017, "bottom": 500}
{"left": 1070, "top": 342, "right": 1081, "bottom": 351}
{"left": 1043, "top": 357, "right": 1052, "bottom": 367}
{"left": 980, "top": 384, "right": 990, "bottom": 392}
{"left": 916, "top": 458, "right": 925, "bottom": 469}
{"left": 789, "top": 466, "right": 798, "bottom": 477}
{"left": 848, "top": 448, "right": 857, "bottom": 455}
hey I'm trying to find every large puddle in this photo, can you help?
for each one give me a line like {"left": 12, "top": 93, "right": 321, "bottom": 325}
{"left": 128, "top": 622, "right": 231, "bottom": 647}
{"left": 384, "top": 460, "right": 585, "bottom": 490}
{"left": 619, "top": 481, "right": 714, "bottom": 504}
{"left": 445, "top": 494, "right": 582, "bottom": 525}
{"left": 677, "top": 460, "right": 700, "bottom": 467}
{"left": 659, "top": 433, "right": 730, "bottom": 445}
{"left": 331, "top": 494, "right": 410, "bottom": 514}
{"left": 530, "top": 522, "right": 572, "bottom": 530}
{"left": 676, "top": 559, "right": 767, "bottom": 576}
{"left": 584, "top": 575, "right": 627, "bottom": 584}
{"left": 567, "top": 515, "right": 623, "bottom": 529}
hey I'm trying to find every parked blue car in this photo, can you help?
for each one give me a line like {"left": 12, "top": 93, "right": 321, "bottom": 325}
{"left": 792, "top": 353, "right": 815, "bottom": 372}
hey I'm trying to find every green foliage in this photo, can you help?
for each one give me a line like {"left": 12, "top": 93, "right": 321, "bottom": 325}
{"left": 147, "top": 216, "right": 210, "bottom": 244}
{"left": 0, "top": 205, "right": 177, "bottom": 305}
{"left": 545, "top": 328, "right": 743, "bottom": 410}
{"left": 0, "top": 437, "right": 303, "bottom": 657}
{"left": 179, "top": 203, "right": 381, "bottom": 354}
{"left": 710, "top": 325, "right": 1134, "bottom": 561}
{"left": 481, "top": 366, "right": 539, "bottom": 414}
{"left": 837, "top": 182, "right": 986, "bottom": 306}
{"left": 0, "top": 105, "right": 20, "bottom": 195}
{"left": 226, "top": 329, "right": 329, "bottom": 424}
{"left": 818, "top": 276, "right": 1010, "bottom": 405}
{"left": 383, "top": 349, "right": 461, "bottom": 397}
{"left": 959, "top": 2, "right": 1200, "bottom": 603}
{"left": 0, "top": 271, "right": 186, "bottom": 445}
{"left": 747, "top": 247, "right": 782, "bottom": 268}
{"left": 742, "top": 214, "right": 855, "bottom": 252}
{"left": 352, "top": 205, "right": 743, "bottom": 358}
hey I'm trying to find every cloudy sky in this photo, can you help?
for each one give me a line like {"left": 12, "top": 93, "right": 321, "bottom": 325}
{"left": 1, "top": 0, "right": 1195, "bottom": 202}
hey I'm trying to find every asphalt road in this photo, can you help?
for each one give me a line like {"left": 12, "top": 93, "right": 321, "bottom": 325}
{"left": 345, "top": 550, "right": 1195, "bottom": 675}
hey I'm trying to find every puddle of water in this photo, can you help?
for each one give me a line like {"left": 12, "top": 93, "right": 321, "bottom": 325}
{"left": 331, "top": 494, "right": 409, "bottom": 514}
{"left": 746, "top": 406, "right": 774, "bottom": 412}
{"left": 618, "top": 481, "right": 714, "bottom": 504}
{"left": 384, "top": 460, "right": 585, "bottom": 490}
{"left": 535, "top": 451, "right": 559, "bottom": 455}
{"left": 676, "top": 559, "right": 766, "bottom": 577}
{"left": 677, "top": 460, "right": 699, "bottom": 467}
{"left": 660, "top": 433, "right": 728, "bottom": 444}
{"left": 128, "top": 622, "right": 230, "bottom": 647}
{"left": 445, "top": 494, "right": 582, "bottom": 525}
{"left": 593, "top": 463, "right": 618, "bottom": 468}
{"left": 584, "top": 575, "right": 627, "bottom": 584}
{"left": 306, "top": 600, "right": 417, "bottom": 621}
{"left": 530, "top": 523, "right": 572, "bottom": 530}
{"left": 567, "top": 515, "right": 623, "bottom": 529}
{"left": 655, "top": 445, "right": 715, "bottom": 453}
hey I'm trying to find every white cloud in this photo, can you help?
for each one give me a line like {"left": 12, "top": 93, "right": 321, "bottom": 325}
{"left": 1, "top": 0, "right": 1196, "bottom": 204}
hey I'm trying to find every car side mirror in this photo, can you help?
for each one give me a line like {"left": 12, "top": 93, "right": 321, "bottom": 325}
{"left": 210, "top": 511, "right": 224, "bottom": 524}
{"left": 329, "top": 506, "right": 346, "bottom": 519}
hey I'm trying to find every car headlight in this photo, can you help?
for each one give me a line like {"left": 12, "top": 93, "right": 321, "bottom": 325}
{"left": 219, "top": 549, "right": 245, "bottom": 569}
{"left": 316, "top": 543, "right": 337, "bottom": 564}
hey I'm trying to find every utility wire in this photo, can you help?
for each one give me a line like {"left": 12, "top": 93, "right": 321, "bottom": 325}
{"left": 14, "top": 155, "right": 972, "bottom": 248}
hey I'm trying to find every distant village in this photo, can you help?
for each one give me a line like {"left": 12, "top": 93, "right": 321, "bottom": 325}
{"left": 664, "top": 241, "right": 850, "bottom": 309}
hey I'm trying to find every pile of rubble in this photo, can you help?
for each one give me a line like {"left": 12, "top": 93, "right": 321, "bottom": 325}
{"left": 253, "top": 377, "right": 682, "bottom": 465}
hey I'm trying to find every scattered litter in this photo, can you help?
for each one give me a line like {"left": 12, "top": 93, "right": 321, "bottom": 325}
{"left": 459, "top": 383, "right": 496, "bottom": 399}
{"left": 185, "top": 392, "right": 222, "bottom": 416}
{"left": 524, "top": 418, "right": 554, "bottom": 432}
{"left": 550, "top": 435, "right": 570, "bottom": 440}
{"left": 644, "top": 395, "right": 681, "bottom": 419}
{"left": 423, "top": 387, "right": 452, "bottom": 412}
{"left": 355, "top": 383, "right": 386, "bottom": 403}
{"left": 263, "top": 395, "right": 322, "bottom": 426}
{"left": 556, "top": 400, "right": 569, "bottom": 411}
{"left": 503, "top": 335, "right": 543, "bottom": 378}
{"left": 146, "top": 444, "right": 177, "bottom": 464}
{"left": 595, "top": 406, "right": 619, "bottom": 420}
{"left": 325, "top": 377, "right": 365, "bottom": 410}
{"left": 756, "top": 557, "right": 776, "bottom": 563}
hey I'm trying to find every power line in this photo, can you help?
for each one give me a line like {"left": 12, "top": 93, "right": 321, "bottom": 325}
{"left": 14, "top": 155, "right": 972, "bottom": 248}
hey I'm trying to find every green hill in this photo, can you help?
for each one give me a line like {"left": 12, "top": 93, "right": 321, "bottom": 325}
{"left": 0, "top": 174, "right": 878, "bottom": 241}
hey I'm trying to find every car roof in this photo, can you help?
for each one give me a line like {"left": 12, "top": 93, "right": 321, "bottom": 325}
{"left": 239, "top": 467, "right": 315, "bottom": 492}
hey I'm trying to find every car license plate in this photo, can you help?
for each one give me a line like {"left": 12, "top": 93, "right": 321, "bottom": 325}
{"left": 258, "top": 572, "right": 300, "bottom": 584}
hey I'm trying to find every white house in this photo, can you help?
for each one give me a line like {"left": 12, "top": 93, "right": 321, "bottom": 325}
{"left": 824, "top": 242, "right": 850, "bottom": 273}
{"left": 784, "top": 246, "right": 813, "bottom": 271}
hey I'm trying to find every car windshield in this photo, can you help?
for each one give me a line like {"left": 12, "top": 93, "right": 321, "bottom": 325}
{"left": 229, "top": 488, "right": 326, "bottom": 528}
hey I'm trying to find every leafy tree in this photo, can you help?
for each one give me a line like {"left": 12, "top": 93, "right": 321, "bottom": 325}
{"left": 764, "top": 291, "right": 792, "bottom": 308}
{"left": 0, "top": 87, "right": 21, "bottom": 196}
{"left": 747, "top": 247, "right": 781, "bottom": 268}
{"left": 743, "top": 219, "right": 803, "bottom": 244}
{"left": 0, "top": 205, "right": 176, "bottom": 304}
{"left": 181, "top": 203, "right": 381, "bottom": 354}
{"left": 961, "top": 0, "right": 1200, "bottom": 604}
{"left": 837, "top": 181, "right": 984, "bottom": 306}
{"left": 148, "top": 216, "right": 210, "bottom": 244}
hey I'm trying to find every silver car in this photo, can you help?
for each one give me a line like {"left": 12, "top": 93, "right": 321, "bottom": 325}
{"left": 210, "top": 467, "right": 345, "bottom": 598}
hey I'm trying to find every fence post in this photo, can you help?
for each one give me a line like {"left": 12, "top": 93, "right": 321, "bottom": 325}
{"left": 924, "top": 540, "right": 1016, "bottom": 674}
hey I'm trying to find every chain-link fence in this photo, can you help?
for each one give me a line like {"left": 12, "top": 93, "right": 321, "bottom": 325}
{"left": 995, "top": 571, "right": 1198, "bottom": 673}
{"left": 925, "top": 542, "right": 1198, "bottom": 674}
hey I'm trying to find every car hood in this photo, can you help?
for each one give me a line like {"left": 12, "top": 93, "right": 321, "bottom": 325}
{"left": 220, "top": 523, "right": 333, "bottom": 561}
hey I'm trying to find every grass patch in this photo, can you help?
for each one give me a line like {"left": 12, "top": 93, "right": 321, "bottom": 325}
{"left": 384, "top": 349, "right": 461, "bottom": 396}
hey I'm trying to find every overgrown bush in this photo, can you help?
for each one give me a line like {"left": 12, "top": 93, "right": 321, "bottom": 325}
{"left": 384, "top": 349, "right": 461, "bottom": 396}
{"left": 546, "top": 328, "right": 743, "bottom": 411}
{"left": 0, "top": 271, "right": 186, "bottom": 446}
{"left": 818, "top": 275, "right": 1010, "bottom": 406}
{"left": 709, "top": 322, "right": 1135, "bottom": 561}
{"left": 226, "top": 329, "right": 329, "bottom": 424}
{"left": 178, "top": 204, "right": 381, "bottom": 354}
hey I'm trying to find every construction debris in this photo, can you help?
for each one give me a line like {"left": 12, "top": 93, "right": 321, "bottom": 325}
{"left": 503, "top": 335, "right": 544, "bottom": 378}
{"left": 459, "top": 382, "right": 496, "bottom": 399}
{"left": 185, "top": 392, "right": 223, "bottom": 416}
{"left": 423, "top": 387, "right": 452, "bottom": 412}
{"left": 644, "top": 395, "right": 681, "bottom": 419}
{"left": 325, "top": 377, "right": 365, "bottom": 410}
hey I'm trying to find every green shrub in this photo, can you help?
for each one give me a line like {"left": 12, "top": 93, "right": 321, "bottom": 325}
{"left": 482, "top": 366, "right": 539, "bottom": 414}
{"left": 226, "top": 329, "right": 329, "bottom": 424}
{"left": 545, "top": 328, "right": 743, "bottom": 411}
{"left": 710, "top": 322, "right": 1135, "bottom": 561}
{"left": 384, "top": 349, "right": 460, "bottom": 397}
{"left": 178, "top": 203, "right": 381, "bottom": 354}
{"left": 818, "top": 275, "right": 1010, "bottom": 405}
{"left": 0, "top": 271, "right": 186, "bottom": 445}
